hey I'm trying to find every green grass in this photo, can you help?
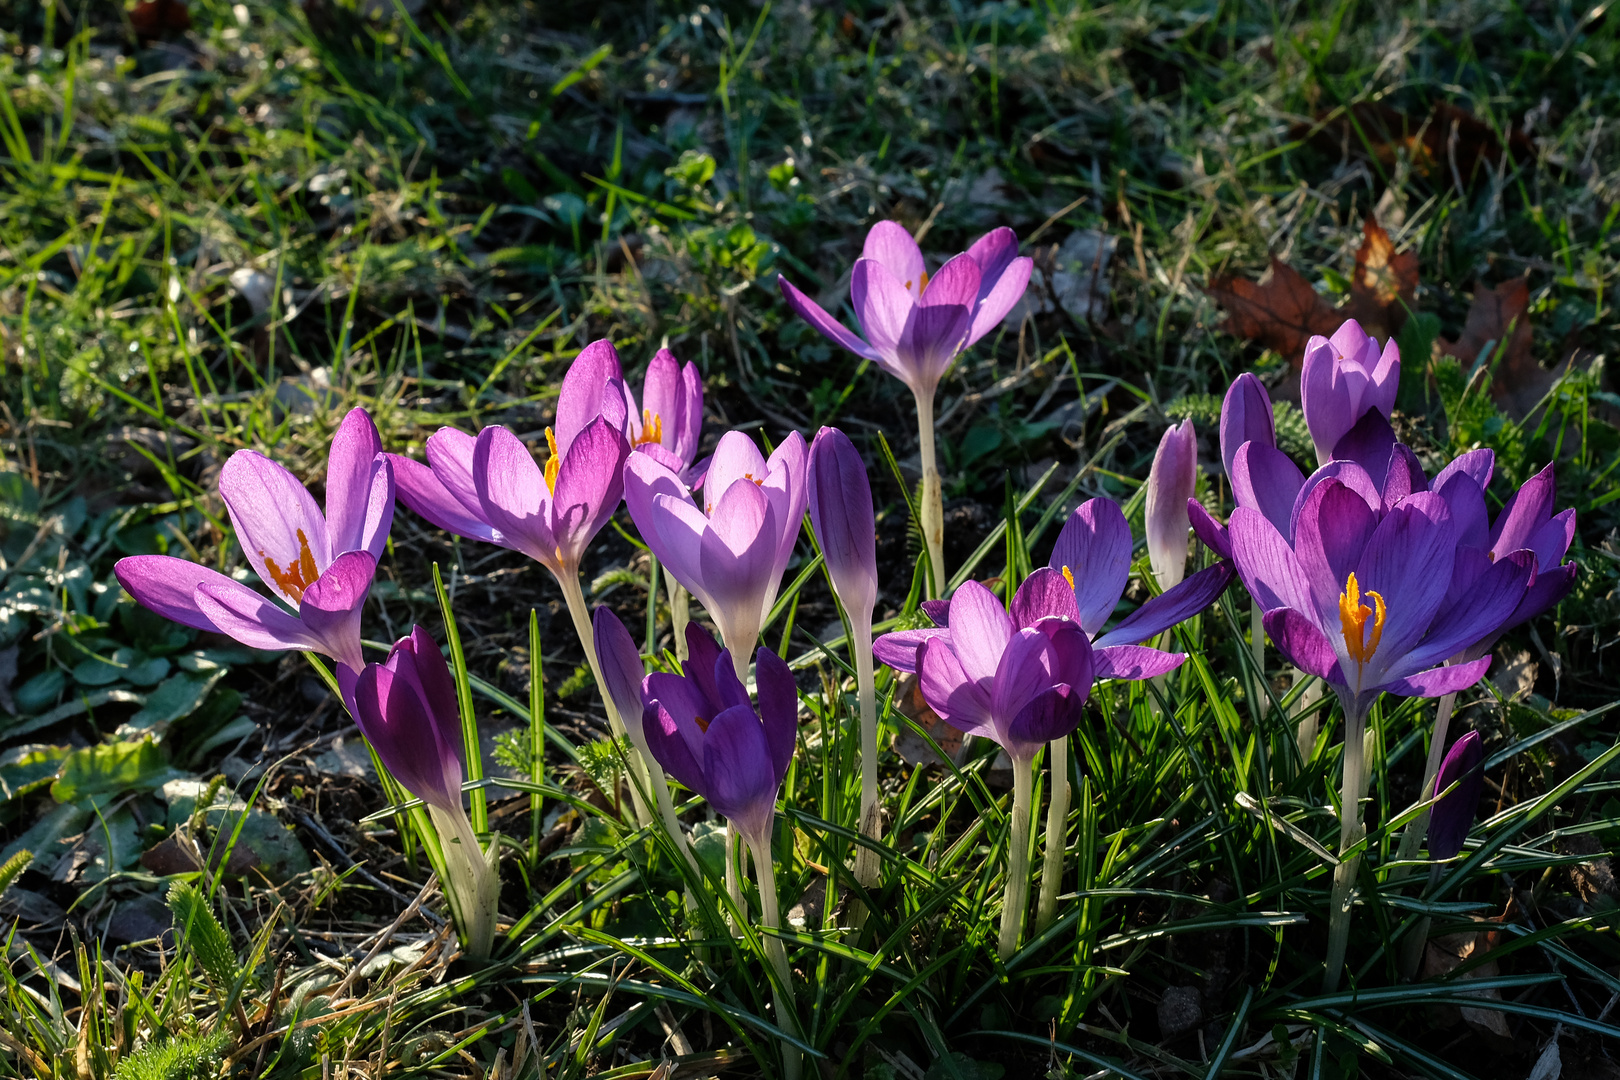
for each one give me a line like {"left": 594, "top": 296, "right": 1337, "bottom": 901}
{"left": 3, "top": 0, "right": 1620, "bottom": 1076}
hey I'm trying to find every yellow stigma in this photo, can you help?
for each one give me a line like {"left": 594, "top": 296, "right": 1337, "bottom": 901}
{"left": 543, "top": 427, "right": 560, "bottom": 494}
{"left": 1338, "top": 572, "right": 1386, "bottom": 667}
{"left": 1061, "top": 565, "right": 1075, "bottom": 590}
{"left": 634, "top": 409, "right": 664, "bottom": 448}
{"left": 262, "top": 529, "right": 319, "bottom": 603}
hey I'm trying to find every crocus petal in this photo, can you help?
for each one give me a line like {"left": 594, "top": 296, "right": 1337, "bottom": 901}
{"left": 851, "top": 258, "right": 916, "bottom": 382}
{"left": 1231, "top": 442, "right": 1305, "bottom": 539}
{"left": 1293, "top": 479, "right": 1380, "bottom": 627}
{"left": 1526, "top": 509, "right": 1576, "bottom": 569}
{"left": 965, "top": 256, "right": 1033, "bottom": 346}
{"left": 675, "top": 359, "right": 704, "bottom": 464}
{"left": 872, "top": 628, "right": 948, "bottom": 673}
{"left": 425, "top": 428, "right": 490, "bottom": 517}
{"left": 1146, "top": 419, "right": 1197, "bottom": 591}
{"left": 648, "top": 492, "right": 715, "bottom": 609}
{"left": 549, "top": 416, "right": 628, "bottom": 566}
{"left": 1433, "top": 470, "right": 1490, "bottom": 552}
{"left": 702, "top": 430, "right": 770, "bottom": 514}
{"left": 699, "top": 480, "right": 779, "bottom": 648}
{"left": 702, "top": 704, "right": 781, "bottom": 840}
{"left": 1433, "top": 448, "right": 1495, "bottom": 494}
{"left": 1366, "top": 335, "right": 1401, "bottom": 419}
{"left": 1188, "top": 499, "right": 1233, "bottom": 559}
{"left": 1290, "top": 459, "right": 1382, "bottom": 533}
{"left": 1091, "top": 645, "right": 1186, "bottom": 682}
{"left": 779, "top": 276, "right": 881, "bottom": 362}
{"left": 1005, "top": 685, "right": 1087, "bottom": 763}
{"left": 708, "top": 647, "right": 753, "bottom": 714}
{"left": 1428, "top": 731, "right": 1485, "bottom": 860}
{"left": 917, "top": 637, "right": 994, "bottom": 736}
{"left": 296, "top": 551, "right": 376, "bottom": 672}
{"left": 1220, "top": 373, "right": 1275, "bottom": 479}
{"left": 1094, "top": 562, "right": 1235, "bottom": 648}
{"left": 808, "top": 427, "right": 878, "bottom": 621}
{"left": 990, "top": 628, "right": 1061, "bottom": 729}
{"left": 945, "top": 579, "right": 1015, "bottom": 688}
{"left": 220, "top": 450, "right": 332, "bottom": 597}
{"left": 901, "top": 252, "right": 979, "bottom": 389}
{"left": 473, "top": 425, "right": 559, "bottom": 570}
{"left": 920, "top": 599, "right": 951, "bottom": 627}
{"left": 1049, "top": 497, "right": 1133, "bottom": 635}
{"left": 965, "top": 227, "right": 1020, "bottom": 292}
{"left": 193, "top": 577, "right": 319, "bottom": 655}
{"left": 1490, "top": 463, "right": 1556, "bottom": 556}
{"left": 1010, "top": 566, "right": 1082, "bottom": 629}
{"left": 399, "top": 625, "right": 462, "bottom": 759}
{"left": 1262, "top": 608, "right": 1344, "bottom": 683}
{"left": 1301, "top": 334, "right": 1353, "bottom": 466}
{"left": 644, "top": 701, "right": 708, "bottom": 797}
{"left": 1394, "top": 550, "right": 1535, "bottom": 677}
{"left": 641, "top": 349, "right": 682, "bottom": 453}
{"left": 1382, "top": 656, "right": 1491, "bottom": 698}
{"left": 683, "top": 622, "right": 728, "bottom": 706}
{"left": 625, "top": 450, "right": 694, "bottom": 552}
{"left": 862, "top": 220, "right": 927, "bottom": 298}
{"left": 325, "top": 407, "right": 390, "bottom": 557}
{"left": 392, "top": 453, "right": 501, "bottom": 545}
{"left": 353, "top": 662, "right": 461, "bottom": 811}
{"left": 1228, "top": 507, "right": 1315, "bottom": 616}
{"left": 644, "top": 671, "right": 717, "bottom": 757}
{"left": 1380, "top": 444, "right": 1428, "bottom": 512}
{"left": 555, "top": 340, "right": 624, "bottom": 457}
{"left": 754, "top": 646, "right": 799, "bottom": 785}
{"left": 1352, "top": 492, "right": 1456, "bottom": 668}
{"left": 594, "top": 607, "right": 648, "bottom": 740}
{"left": 114, "top": 556, "right": 237, "bottom": 634}
{"left": 762, "top": 431, "right": 809, "bottom": 582}
{"left": 1331, "top": 408, "right": 1397, "bottom": 481}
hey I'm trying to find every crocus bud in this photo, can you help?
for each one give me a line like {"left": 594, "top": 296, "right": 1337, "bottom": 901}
{"left": 1219, "top": 373, "right": 1275, "bottom": 480}
{"left": 593, "top": 606, "right": 649, "bottom": 747}
{"left": 1300, "top": 319, "right": 1400, "bottom": 467}
{"left": 807, "top": 427, "right": 878, "bottom": 624}
{"left": 1427, "top": 731, "right": 1485, "bottom": 860}
{"left": 1145, "top": 420, "right": 1197, "bottom": 592}
{"left": 348, "top": 626, "right": 465, "bottom": 813}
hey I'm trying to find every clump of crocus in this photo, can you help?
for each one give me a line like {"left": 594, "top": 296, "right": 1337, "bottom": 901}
{"left": 780, "top": 222, "right": 1031, "bottom": 598}
{"left": 641, "top": 625, "right": 802, "bottom": 1078}
{"left": 1228, "top": 456, "right": 1540, "bottom": 989}
{"left": 1300, "top": 318, "right": 1400, "bottom": 467}
{"left": 1427, "top": 730, "right": 1485, "bottom": 861}
{"left": 341, "top": 627, "right": 499, "bottom": 958}
{"left": 624, "top": 429, "right": 807, "bottom": 678}
{"left": 1145, "top": 419, "right": 1198, "bottom": 592}
{"left": 806, "top": 426, "right": 883, "bottom": 883}
{"left": 116, "top": 407, "right": 393, "bottom": 674}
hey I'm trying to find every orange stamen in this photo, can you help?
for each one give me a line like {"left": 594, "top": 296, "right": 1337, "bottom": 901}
{"left": 1061, "top": 565, "right": 1075, "bottom": 590}
{"left": 694, "top": 714, "right": 710, "bottom": 733}
{"left": 918, "top": 269, "right": 930, "bottom": 294}
{"left": 543, "top": 427, "right": 560, "bottom": 494}
{"left": 1338, "top": 572, "right": 1386, "bottom": 667}
{"left": 262, "top": 529, "right": 319, "bottom": 603}
{"left": 634, "top": 410, "right": 664, "bottom": 448}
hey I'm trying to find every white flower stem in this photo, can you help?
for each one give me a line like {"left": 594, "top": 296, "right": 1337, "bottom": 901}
{"left": 852, "top": 622, "right": 882, "bottom": 889}
{"left": 724, "top": 820, "right": 747, "bottom": 936}
{"left": 1394, "top": 691, "right": 1458, "bottom": 869}
{"left": 913, "top": 388, "right": 946, "bottom": 600}
{"left": 427, "top": 802, "right": 499, "bottom": 960}
{"left": 1035, "top": 736, "right": 1071, "bottom": 933}
{"left": 558, "top": 569, "right": 654, "bottom": 829}
{"left": 665, "top": 569, "right": 691, "bottom": 663}
{"left": 1295, "top": 671, "right": 1322, "bottom": 766}
{"left": 1323, "top": 700, "right": 1368, "bottom": 992}
{"left": 745, "top": 825, "right": 801, "bottom": 1080}
{"left": 1250, "top": 597, "right": 1265, "bottom": 676}
{"left": 998, "top": 757, "right": 1036, "bottom": 961}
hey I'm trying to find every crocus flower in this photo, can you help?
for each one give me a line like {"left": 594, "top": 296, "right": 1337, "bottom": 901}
{"left": 115, "top": 407, "right": 392, "bottom": 674}
{"left": 389, "top": 341, "right": 630, "bottom": 581}
{"left": 1301, "top": 319, "right": 1400, "bottom": 467}
{"left": 1427, "top": 730, "right": 1485, "bottom": 860}
{"left": 778, "top": 222, "right": 1033, "bottom": 402}
{"left": 1146, "top": 419, "right": 1198, "bottom": 592}
{"left": 624, "top": 429, "right": 808, "bottom": 675}
{"left": 1188, "top": 373, "right": 1307, "bottom": 560}
{"left": 559, "top": 341, "right": 706, "bottom": 486}
{"left": 341, "top": 627, "right": 498, "bottom": 957}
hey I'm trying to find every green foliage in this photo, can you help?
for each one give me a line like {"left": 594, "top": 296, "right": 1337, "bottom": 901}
{"left": 111, "top": 1031, "right": 229, "bottom": 1080}
{"left": 0, "top": 848, "right": 31, "bottom": 893}
{"left": 1271, "top": 401, "right": 1315, "bottom": 463}
{"left": 1432, "top": 356, "right": 1527, "bottom": 469}
{"left": 166, "top": 882, "right": 242, "bottom": 991}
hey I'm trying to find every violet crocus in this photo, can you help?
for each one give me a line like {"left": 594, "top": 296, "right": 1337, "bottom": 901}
{"left": 780, "top": 222, "right": 1032, "bottom": 599}
{"left": 1146, "top": 419, "right": 1198, "bottom": 592}
{"left": 1300, "top": 319, "right": 1400, "bottom": 467}
{"left": 115, "top": 407, "right": 393, "bottom": 674}
{"left": 1427, "top": 730, "right": 1485, "bottom": 861}
{"left": 341, "top": 627, "right": 498, "bottom": 957}
{"left": 624, "top": 429, "right": 808, "bottom": 679}
{"left": 641, "top": 625, "right": 802, "bottom": 1073}
{"left": 806, "top": 426, "right": 883, "bottom": 877}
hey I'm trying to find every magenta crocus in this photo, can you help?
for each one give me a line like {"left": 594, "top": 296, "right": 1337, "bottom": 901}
{"left": 624, "top": 429, "right": 808, "bottom": 675}
{"left": 115, "top": 407, "right": 392, "bottom": 674}
{"left": 1427, "top": 730, "right": 1485, "bottom": 860}
{"left": 1301, "top": 319, "right": 1400, "bottom": 467}
{"left": 562, "top": 341, "right": 706, "bottom": 486}
{"left": 1146, "top": 419, "right": 1198, "bottom": 592}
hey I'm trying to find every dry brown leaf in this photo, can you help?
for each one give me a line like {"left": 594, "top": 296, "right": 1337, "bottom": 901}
{"left": 1293, "top": 102, "right": 1532, "bottom": 188}
{"left": 1438, "top": 278, "right": 1554, "bottom": 419}
{"left": 890, "top": 673, "right": 966, "bottom": 766}
{"left": 1419, "top": 898, "right": 1519, "bottom": 1044}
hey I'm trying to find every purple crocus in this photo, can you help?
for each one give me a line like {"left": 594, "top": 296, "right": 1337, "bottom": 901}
{"left": 564, "top": 342, "right": 706, "bottom": 487}
{"left": 1427, "top": 730, "right": 1485, "bottom": 860}
{"left": 624, "top": 429, "right": 808, "bottom": 676}
{"left": 1188, "top": 373, "right": 1306, "bottom": 561}
{"left": 1146, "top": 419, "right": 1198, "bottom": 592}
{"left": 1301, "top": 319, "right": 1400, "bottom": 467}
{"left": 115, "top": 407, "right": 393, "bottom": 674}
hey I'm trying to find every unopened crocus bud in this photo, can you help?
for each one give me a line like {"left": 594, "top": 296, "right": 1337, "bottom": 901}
{"left": 1146, "top": 419, "right": 1197, "bottom": 592}
{"left": 1300, "top": 319, "right": 1400, "bottom": 467}
{"left": 1427, "top": 730, "right": 1485, "bottom": 860}
{"left": 347, "top": 626, "right": 464, "bottom": 812}
{"left": 807, "top": 427, "right": 878, "bottom": 623}
{"left": 1219, "top": 373, "right": 1275, "bottom": 480}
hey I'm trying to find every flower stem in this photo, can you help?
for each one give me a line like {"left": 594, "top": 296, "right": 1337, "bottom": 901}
{"left": 745, "top": 826, "right": 801, "bottom": 1080}
{"left": 665, "top": 569, "right": 691, "bottom": 663}
{"left": 1036, "top": 736, "right": 1071, "bottom": 933}
{"left": 852, "top": 622, "right": 882, "bottom": 889}
{"left": 913, "top": 389, "right": 946, "bottom": 600}
{"left": 427, "top": 802, "right": 499, "bottom": 960}
{"left": 1322, "top": 701, "right": 1368, "bottom": 992}
{"left": 1393, "top": 691, "right": 1457, "bottom": 870}
{"left": 724, "top": 820, "right": 747, "bottom": 936}
{"left": 998, "top": 757, "right": 1035, "bottom": 960}
{"left": 558, "top": 569, "right": 654, "bottom": 829}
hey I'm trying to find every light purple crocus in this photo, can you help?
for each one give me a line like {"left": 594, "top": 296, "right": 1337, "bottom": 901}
{"left": 390, "top": 340, "right": 631, "bottom": 580}
{"left": 571, "top": 342, "right": 706, "bottom": 487}
{"left": 1301, "top": 319, "right": 1400, "bottom": 467}
{"left": 641, "top": 624, "right": 799, "bottom": 848}
{"left": 1427, "top": 730, "right": 1485, "bottom": 860}
{"left": 807, "top": 427, "right": 878, "bottom": 626}
{"left": 1188, "top": 373, "right": 1306, "bottom": 561}
{"left": 1146, "top": 419, "right": 1198, "bottom": 592}
{"left": 115, "top": 407, "right": 392, "bottom": 674}
{"left": 876, "top": 498, "right": 1232, "bottom": 680}
{"left": 624, "top": 429, "right": 808, "bottom": 674}
{"left": 779, "top": 222, "right": 1033, "bottom": 401}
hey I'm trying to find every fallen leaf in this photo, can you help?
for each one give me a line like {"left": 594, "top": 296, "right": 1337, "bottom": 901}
{"left": 130, "top": 0, "right": 192, "bottom": 36}
{"left": 890, "top": 673, "right": 966, "bottom": 766}
{"left": 1420, "top": 897, "right": 1519, "bottom": 1043}
{"left": 1438, "top": 278, "right": 1553, "bottom": 418}
{"left": 1293, "top": 102, "right": 1532, "bottom": 188}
